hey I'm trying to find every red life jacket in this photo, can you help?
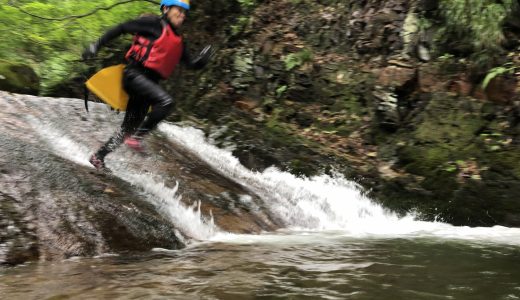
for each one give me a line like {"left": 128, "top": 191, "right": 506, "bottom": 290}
{"left": 125, "top": 21, "right": 183, "bottom": 79}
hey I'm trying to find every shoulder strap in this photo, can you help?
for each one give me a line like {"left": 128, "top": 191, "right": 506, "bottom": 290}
{"left": 139, "top": 20, "right": 169, "bottom": 63}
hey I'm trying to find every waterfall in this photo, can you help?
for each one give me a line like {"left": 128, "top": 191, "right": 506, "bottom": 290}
{"left": 4, "top": 93, "right": 520, "bottom": 246}
{"left": 160, "top": 123, "right": 520, "bottom": 245}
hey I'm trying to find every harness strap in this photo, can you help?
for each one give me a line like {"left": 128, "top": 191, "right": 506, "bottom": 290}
{"left": 137, "top": 20, "right": 168, "bottom": 64}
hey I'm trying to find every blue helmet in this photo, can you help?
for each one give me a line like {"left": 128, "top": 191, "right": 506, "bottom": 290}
{"left": 160, "top": 0, "right": 190, "bottom": 11}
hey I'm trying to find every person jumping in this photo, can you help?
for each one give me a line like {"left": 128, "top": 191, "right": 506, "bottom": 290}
{"left": 82, "top": 0, "right": 213, "bottom": 171}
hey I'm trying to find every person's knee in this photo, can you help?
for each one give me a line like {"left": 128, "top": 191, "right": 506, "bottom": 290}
{"left": 157, "top": 103, "right": 174, "bottom": 120}
{"left": 160, "top": 92, "right": 174, "bottom": 106}
{"left": 157, "top": 94, "right": 174, "bottom": 112}
{"left": 148, "top": 97, "right": 173, "bottom": 120}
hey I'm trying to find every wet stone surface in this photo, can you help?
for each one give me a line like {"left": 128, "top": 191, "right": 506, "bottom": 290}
{"left": 0, "top": 92, "right": 281, "bottom": 266}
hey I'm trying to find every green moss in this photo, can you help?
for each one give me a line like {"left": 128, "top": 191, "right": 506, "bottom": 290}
{"left": 487, "top": 151, "right": 520, "bottom": 179}
{"left": 400, "top": 146, "right": 452, "bottom": 175}
{"left": 420, "top": 170, "right": 459, "bottom": 197}
{"left": 395, "top": 94, "right": 486, "bottom": 176}
{"left": 288, "top": 158, "right": 315, "bottom": 177}
{"left": 330, "top": 93, "right": 362, "bottom": 114}
{"left": 437, "top": 0, "right": 515, "bottom": 53}
{"left": 414, "top": 105, "right": 484, "bottom": 146}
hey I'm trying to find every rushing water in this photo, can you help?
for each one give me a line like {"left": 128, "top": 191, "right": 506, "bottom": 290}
{"left": 1, "top": 233, "right": 520, "bottom": 300}
{"left": 2, "top": 93, "right": 520, "bottom": 299}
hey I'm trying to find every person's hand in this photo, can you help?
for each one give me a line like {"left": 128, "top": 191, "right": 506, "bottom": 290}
{"left": 82, "top": 43, "right": 98, "bottom": 60}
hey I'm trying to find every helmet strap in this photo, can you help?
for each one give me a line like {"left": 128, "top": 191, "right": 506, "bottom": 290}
{"left": 161, "top": 6, "right": 170, "bottom": 15}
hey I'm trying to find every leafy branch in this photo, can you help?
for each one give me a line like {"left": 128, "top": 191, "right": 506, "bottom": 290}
{"left": 482, "top": 63, "right": 516, "bottom": 89}
{"left": 283, "top": 49, "right": 313, "bottom": 71}
{"left": 7, "top": 0, "right": 160, "bottom": 21}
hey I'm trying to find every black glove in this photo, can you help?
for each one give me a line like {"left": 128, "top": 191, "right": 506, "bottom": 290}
{"left": 82, "top": 43, "right": 99, "bottom": 60}
{"left": 192, "top": 45, "right": 215, "bottom": 68}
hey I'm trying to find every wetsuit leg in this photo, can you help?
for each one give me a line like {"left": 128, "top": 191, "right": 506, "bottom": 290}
{"left": 94, "top": 93, "right": 149, "bottom": 160}
{"left": 123, "top": 69, "right": 174, "bottom": 137}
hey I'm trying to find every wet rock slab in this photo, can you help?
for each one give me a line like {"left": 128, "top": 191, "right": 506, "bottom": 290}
{"left": 0, "top": 92, "right": 282, "bottom": 266}
{"left": 0, "top": 133, "right": 184, "bottom": 266}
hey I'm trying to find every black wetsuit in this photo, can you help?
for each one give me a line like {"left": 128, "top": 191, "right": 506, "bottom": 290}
{"left": 93, "top": 15, "right": 204, "bottom": 160}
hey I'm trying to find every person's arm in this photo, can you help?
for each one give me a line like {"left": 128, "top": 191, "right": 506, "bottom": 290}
{"left": 82, "top": 16, "right": 162, "bottom": 59}
{"left": 181, "top": 41, "right": 214, "bottom": 70}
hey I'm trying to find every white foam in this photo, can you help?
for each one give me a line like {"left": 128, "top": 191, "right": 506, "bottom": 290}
{"left": 26, "top": 116, "right": 218, "bottom": 240}
{"left": 160, "top": 123, "right": 520, "bottom": 246}
{"left": 159, "top": 124, "right": 395, "bottom": 230}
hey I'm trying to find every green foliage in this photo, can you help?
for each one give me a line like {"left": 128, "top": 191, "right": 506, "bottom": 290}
{"left": 0, "top": 0, "right": 157, "bottom": 95}
{"left": 482, "top": 63, "right": 516, "bottom": 89}
{"left": 230, "top": 0, "right": 256, "bottom": 35}
{"left": 437, "top": 53, "right": 455, "bottom": 61}
{"left": 479, "top": 131, "right": 512, "bottom": 152}
{"left": 442, "top": 163, "right": 457, "bottom": 173}
{"left": 231, "top": 16, "right": 251, "bottom": 36}
{"left": 275, "top": 85, "right": 287, "bottom": 97}
{"left": 438, "top": 0, "right": 516, "bottom": 53}
{"left": 39, "top": 53, "right": 86, "bottom": 95}
{"left": 237, "top": 0, "right": 256, "bottom": 9}
{"left": 283, "top": 49, "right": 313, "bottom": 71}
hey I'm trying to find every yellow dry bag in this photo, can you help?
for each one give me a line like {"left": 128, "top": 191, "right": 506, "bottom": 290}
{"left": 85, "top": 64, "right": 129, "bottom": 111}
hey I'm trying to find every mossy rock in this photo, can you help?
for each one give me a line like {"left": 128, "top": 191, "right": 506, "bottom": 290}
{"left": 0, "top": 60, "right": 39, "bottom": 95}
{"left": 447, "top": 170, "right": 520, "bottom": 227}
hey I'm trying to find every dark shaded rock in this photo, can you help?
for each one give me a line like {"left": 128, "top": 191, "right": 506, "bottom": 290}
{"left": 232, "top": 144, "right": 281, "bottom": 172}
{"left": 448, "top": 171, "right": 520, "bottom": 227}
{"left": 295, "top": 112, "right": 314, "bottom": 127}
{"left": 484, "top": 75, "right": 517, "bottom": 105}
{"left": 286, "top": 85, "right": 316, "bottom": 103}
{"left": 418, "top": 0, "right": 439, "bottom": 12}
{"left": 0, "top": 60, "right": 39, "bottom": 95}
{"left": 45, "top": 75, "right": 86, "bottom": 99}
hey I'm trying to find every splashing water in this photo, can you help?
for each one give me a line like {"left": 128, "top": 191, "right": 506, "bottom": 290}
{"left": 159, "top": 123, "right": 520, "bottom": 245}
{"left": 25, "top": 114, "right": 218, "bottom": 241}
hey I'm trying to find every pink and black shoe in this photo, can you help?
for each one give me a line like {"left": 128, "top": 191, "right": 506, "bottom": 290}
{"left": 89, "top": 154, "right": 110, "bottom": 172}
{"left": 124, "top": 136, "right": 145, "bottom": 153}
